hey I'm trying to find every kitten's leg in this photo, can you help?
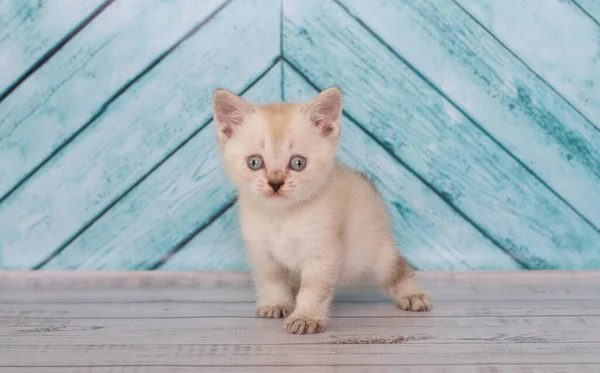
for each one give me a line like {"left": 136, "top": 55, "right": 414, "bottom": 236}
{"left": 284, "top": 259, "right": 339, "bottom": 334}
{"left": 247, "top": 245, "right": 295, "bottom": 318}
{"left": 377, "top": 252, "right": 432, "bottom": 312}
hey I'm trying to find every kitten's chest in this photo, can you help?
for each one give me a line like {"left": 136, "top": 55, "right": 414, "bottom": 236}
{"left": 242, "top": 210, "right": 322, "bottom": 269}
{"left": 263, "top": 217, "right": 306, "bottom": 257}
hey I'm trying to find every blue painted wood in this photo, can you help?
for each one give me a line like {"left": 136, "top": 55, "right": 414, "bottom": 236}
{"left": 0, "top": 0, "right": 105, "bottom": 95}
{"left": 284, "top": 63, "right": 521, "bottom": 270}
{"left": 0, "top": 0, "right": 280, "bottom": 270}
{"left": 575, "top": 0, "right": 600, "bottom": 24}
{"left": 161, "top": 204, "right": 250, "bottom": 271}
{"left": 0, "top": 0, "right": 225, "bottom": 203}
{"left": 282, "top": 0, "right": 600, "bottom": 269}
{"left": 1, "top": 0, "right": 598, "bottom": 270}
{"left": 43, "top": 63, "right": 282, "bottom": 270}
{"left": 454, "top": 0, "right": 600, "bottom": 128}
{"left": 338, "top": 0, "right": 600, "bottom": 230}
{"left": 165, "top": 62, "right": 522, "bottom": 271}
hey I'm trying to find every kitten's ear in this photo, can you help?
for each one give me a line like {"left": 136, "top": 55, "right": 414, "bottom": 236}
{"left": 212, "top": 89, "right": 252, "bottom": 142}
{"left": 304, "top": 86, "right": 343, "bottom": 138}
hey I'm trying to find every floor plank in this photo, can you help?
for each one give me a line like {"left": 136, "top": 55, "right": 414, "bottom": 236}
{"left": 2, "top": 343, "right": 599, "bottom": 366}
{"left": 0, "top": 271, "right": 599, "bottom": 371}
{"left": 3, "top": 299, "right": 599, "bottom": 319}
{"left": 2, "top": 315, "right": 600, "bottom": 345}
{"left": 2, "top": 366, "right": 600, "bottom": 373}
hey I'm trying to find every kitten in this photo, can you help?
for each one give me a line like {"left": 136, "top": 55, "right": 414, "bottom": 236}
{"left": 212, "top": 86, "right": 431, "bottom": 334}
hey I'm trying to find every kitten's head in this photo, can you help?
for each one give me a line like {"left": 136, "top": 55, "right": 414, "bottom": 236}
{"left": 212, "top": 87, "right": 343, "bottom": 207}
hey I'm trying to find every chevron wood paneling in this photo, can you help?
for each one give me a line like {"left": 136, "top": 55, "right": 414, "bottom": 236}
{"left": 340, "top": 0, "right": 600, "bottom": 230}
{"left": 0, "top": 0, "right": 224, "bottom": 203}
{"left": 44, "top": 61, "right": 281, "bottom": 270}
{"left": 283, "top": 0, "right": 600, "bottom": 269}
{"left": 0, "top": 0, "right": 106, "bottom": 96}
{"left": 0, "top": 0, "right": 598, "bottom": 270}
{"left": 456, "top": 0, "right": 600, "bottom": 127}
{"left": 0, "top": 0, "right": 280, "bottom": 269}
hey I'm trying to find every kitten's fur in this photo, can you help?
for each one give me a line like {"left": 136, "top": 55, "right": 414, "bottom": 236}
{"left": 212, "top": 87, "right": 431, "bottom": 334}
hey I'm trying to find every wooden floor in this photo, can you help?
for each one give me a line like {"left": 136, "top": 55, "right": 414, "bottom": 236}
{"left": 1, "top": 271, "right": 600, "bottom": 372}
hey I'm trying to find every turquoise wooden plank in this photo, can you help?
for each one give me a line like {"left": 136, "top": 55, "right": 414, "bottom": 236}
{"left": 338, "top": 0, "right": 600, "bottom": 229}
{"left": 282, "top": 0, "right": 600, "bottom": 269}
{"left": 160, "top": 205, "right": 250, "bottom": 271}
{"left": 43, "top": 63, "right": 281, "bottom": 270}
{"left": 575, "top": 0, "right": 600, "bottom": 24}
{"left": 0, "top": 0, "right": 225, "bottom": 202}
{"left": 454, "top": 0, "right": 600, "bottom": 127}
{"left": 0, "top": 0, "right": 280, "bottom": 270}
{"left": 0, "top": 0, "right": 105, "bottom": 95}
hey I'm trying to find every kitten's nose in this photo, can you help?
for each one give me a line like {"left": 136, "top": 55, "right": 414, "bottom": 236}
{"left": 268, "top": 181, "right": 283, "bottom": 192}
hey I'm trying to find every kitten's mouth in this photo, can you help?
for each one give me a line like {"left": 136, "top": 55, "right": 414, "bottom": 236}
{"left": 268, "top": 192, "right": 285, "bottom": 198}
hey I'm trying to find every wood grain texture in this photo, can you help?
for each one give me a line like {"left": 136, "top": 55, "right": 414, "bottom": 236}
{"left": 2, "top": 343, "right": 598, "bottom": 367}
{"left": 4, "top": 299, "right": 600, "bottom": 318}
{"left": 0, "top": 271, "right": 599, "bottom": 370}
{"left": 454, "top": 0, "right": 600, "bottom": 127}
{"left": 282, "top": 62, "right": 520, "bottom": 270}
{"left": 0, "top": 0, "right": 105, "bottom": 95}
{"left": 575, "top": 0, "right": 600, "bottom": 24}
{"left": 160, "top": 204, "right": 249, "bottom": 271}
{"left": 339, "top": 0, "right": 600, "bottom": 229}
{"left": 0, "top": 0, "right": 224, "bottom": 201}
{"left": 5, "top": 280, "right": 600, "bottom": 303}
{"left": 3, "top": 316, "right": 600, "bottom": 346}
{"left": 282, "top": 0, "right": 600, "bottom": 269}
{"left": 1, "top": 366, "right": 598, "bottom": 373}
{"left": 43, "top": 63, "right": 281, "bottom": 270}
{"left": 0, "top": 0, "right": 280, "bottom": 270}
{"left": 4, "top": 270, "right": 599, "bottom": 288}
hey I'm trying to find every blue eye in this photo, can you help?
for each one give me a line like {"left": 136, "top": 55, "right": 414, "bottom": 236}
{"left": 247, "top": 156, "right": 264, "bottom": 170}
{"left": 290, "top": 156, "right": 307, "bottom": 171}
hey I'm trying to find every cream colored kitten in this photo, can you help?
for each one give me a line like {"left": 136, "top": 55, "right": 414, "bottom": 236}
{"left": 212, "top": 87, "right": 431, "bottom": 334}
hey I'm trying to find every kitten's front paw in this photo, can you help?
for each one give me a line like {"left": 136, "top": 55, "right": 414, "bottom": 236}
{"left": 396, "top": 292, "right": 432, "bottom": 312}
{"left": 284, "top": 317, "right": 325, "bottom": 334}
{"left": 256, "top": 304, "right": 294, "bottom": 318}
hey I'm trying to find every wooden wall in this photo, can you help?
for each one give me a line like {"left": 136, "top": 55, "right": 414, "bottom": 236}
{"left": 0, "top": 0, "right": 598, "bottom": 270}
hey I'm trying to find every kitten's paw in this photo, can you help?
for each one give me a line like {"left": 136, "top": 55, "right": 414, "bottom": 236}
{"left": 396, "top": 293, "right": 432, "bottom": 312}
{"left": 284, "top": 317, "right": 324, "bottom": 334}
{"left": 256, "top": 304, "right": 294, "bottom": 318}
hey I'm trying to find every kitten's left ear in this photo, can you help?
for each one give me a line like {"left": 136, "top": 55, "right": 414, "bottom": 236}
{"left": 212, "top": 89, "right": 253, "bottom": 143}
{"left": 304, "top": 86, "right": 342, "bottom": 138}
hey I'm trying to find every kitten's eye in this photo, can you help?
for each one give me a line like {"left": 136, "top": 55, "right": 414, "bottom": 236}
{"left": 289, "top": 156, "right": 307, "bottom": 171}
{"left": 247, "top": 156, "right": 264, "bottom": 170}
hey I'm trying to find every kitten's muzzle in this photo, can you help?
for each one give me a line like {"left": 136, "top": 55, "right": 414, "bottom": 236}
{"left": 268, "top": 180, "right": 284, "bottom": 192}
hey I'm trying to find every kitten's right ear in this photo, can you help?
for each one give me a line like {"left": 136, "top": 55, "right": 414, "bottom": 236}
{"left": 212, "top": 89, "right": 252, "bottom": 143}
